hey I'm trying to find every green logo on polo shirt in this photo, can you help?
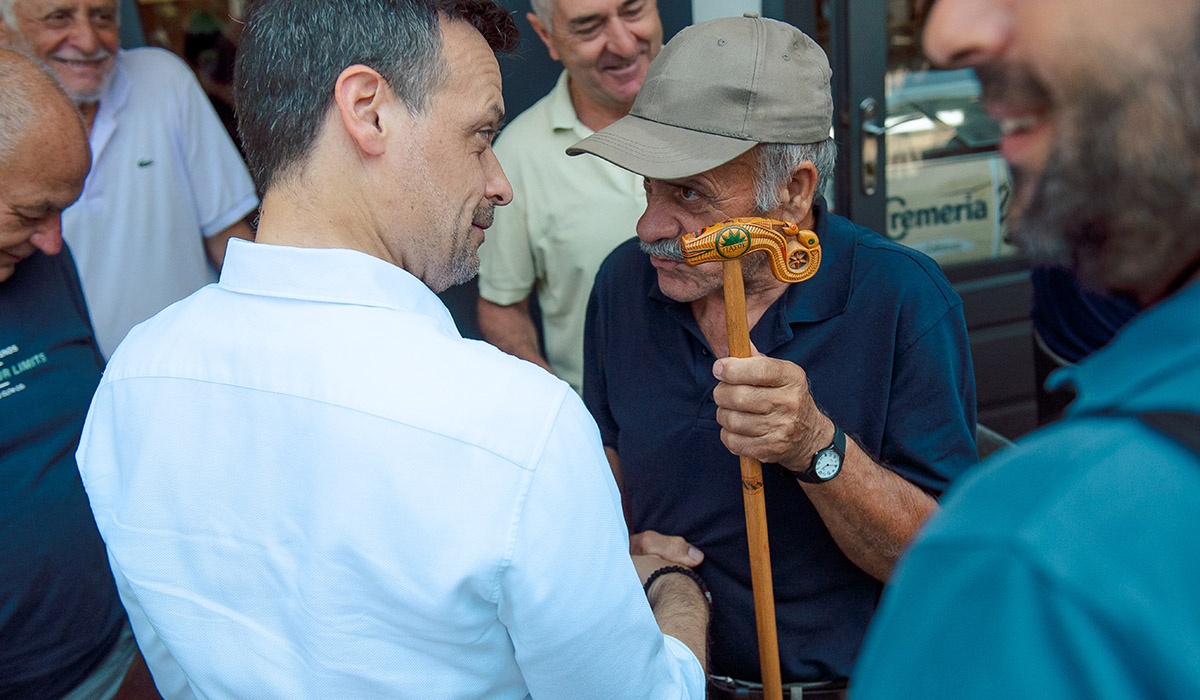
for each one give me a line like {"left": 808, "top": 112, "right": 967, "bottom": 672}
{"left": 137, "top": 158, "right": 153, "bottom": 168}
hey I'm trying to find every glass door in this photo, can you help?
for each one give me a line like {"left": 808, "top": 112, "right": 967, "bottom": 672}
{"left": 767, "top": 0, "right": 1016, "bottom": 268}
{"left": 879, "top": 1, "right": 1013, "bottom": 266}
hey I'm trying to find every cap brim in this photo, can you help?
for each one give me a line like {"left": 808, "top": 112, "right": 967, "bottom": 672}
{"left": 566, "top": 114, "right": 759, "bottom": 180}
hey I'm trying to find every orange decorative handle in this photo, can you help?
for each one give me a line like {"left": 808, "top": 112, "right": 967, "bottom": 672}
{"left": 679, "top": 217, "right": 821, "bottom": 284}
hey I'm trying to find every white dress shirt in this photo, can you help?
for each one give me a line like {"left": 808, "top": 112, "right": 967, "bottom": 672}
{"left": 77, "top": 239, "right": 704, "bottom": 700}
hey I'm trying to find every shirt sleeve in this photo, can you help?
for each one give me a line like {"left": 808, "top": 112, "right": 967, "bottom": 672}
{"left": 108, "top": 556, "right": 200, "bottom": 700}
{"left": 880, "top": 302, "right": 978, "bottom": 494}
{"left": 497, "top": 391, "right": 704, "bottom": 699}
{"left": 167, "top": 53, "right": 258, "bottom": 238}
{"left": 477, "top": 135, "right": 538, "bottom": 305}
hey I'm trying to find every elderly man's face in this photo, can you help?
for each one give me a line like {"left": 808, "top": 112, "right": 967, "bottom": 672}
{"left": 2, "top": 0, "right": 119, "bottom": 104}
{"left": 636, "top": 150, "right": 779, "bottom": 303}
{"left": 532, "top": 0, "right": 662, "bottom": 114}
{"left": 925, "top": 0, "right": 1200, "bottom": 301}
{"left": 390, "top": 17, "right": 513, "bottom": 293}
{"left": 0, "top": 124, "right": 89, "bottom": 283}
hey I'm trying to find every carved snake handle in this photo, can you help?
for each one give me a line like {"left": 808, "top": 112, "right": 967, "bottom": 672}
{"left": 679, "top": 217, "right": 821, "bottom": 283}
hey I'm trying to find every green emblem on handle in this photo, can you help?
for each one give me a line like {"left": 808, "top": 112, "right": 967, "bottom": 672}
{"left": 716, "top": 226, "right": 752, "bottom": 259}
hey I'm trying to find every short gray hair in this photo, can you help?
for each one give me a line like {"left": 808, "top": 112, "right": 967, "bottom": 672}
{"left": 234, "top": 0, "right": 518, "bottom": 192}
{"left": 753, "top": 139, "right": 837, "bottom": 213}
{"left": 1, "top": 0, "right": 17, "bottom": 28}
{"left": 529, "top": 0, "right": 553, "bottom": 31}
{"left": 0, "top": 49, "right": 68, "bottom": 162}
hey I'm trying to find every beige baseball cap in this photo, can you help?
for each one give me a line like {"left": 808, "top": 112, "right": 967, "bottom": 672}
{"left": 567, "top": 13, "right": 833, "bottom": 180}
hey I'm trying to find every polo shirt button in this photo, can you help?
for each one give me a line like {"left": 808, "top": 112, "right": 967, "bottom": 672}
{"left": 701, "top": 348, "right": 711, "bottom": 357}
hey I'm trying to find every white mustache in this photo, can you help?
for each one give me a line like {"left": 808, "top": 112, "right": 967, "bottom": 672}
{"left": 51, "top": 47, "right": 114, "bottom": 63}
{"left": 639, "top": 239, "right": 683, "bottom": 260}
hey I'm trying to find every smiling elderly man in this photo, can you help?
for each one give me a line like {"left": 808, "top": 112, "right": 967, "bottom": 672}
{"left": 570, "top": 13, "right": 977, "bottom": 699}
{"left": 476, "top": 0, "right": 663, "bottom": 394}
{"left": 0, "top": 0, "right": 257, "bottom": 358}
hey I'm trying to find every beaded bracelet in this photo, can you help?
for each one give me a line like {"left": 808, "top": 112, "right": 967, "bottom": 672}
{"left": 643, "top": 565, "right": 713, "bottom": 610}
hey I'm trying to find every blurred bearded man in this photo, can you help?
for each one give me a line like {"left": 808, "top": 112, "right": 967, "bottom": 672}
{"left": 852, "top": 1, "right": 1200, "bottom": 699}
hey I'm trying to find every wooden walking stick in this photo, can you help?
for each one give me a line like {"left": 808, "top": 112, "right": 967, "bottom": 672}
{"left": 680, "top": 218, "right": 822, "bottom": 700}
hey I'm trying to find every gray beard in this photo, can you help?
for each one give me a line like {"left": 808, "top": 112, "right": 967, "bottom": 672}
{"left": 1012, "top": 15, "right": 1200, "bottom": 302}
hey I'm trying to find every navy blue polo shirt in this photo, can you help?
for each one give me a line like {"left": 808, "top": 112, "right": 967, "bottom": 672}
{"left": 0, "top": 249, "right": 125, "bottom": 700}
{"left": 583, "top": 201, "right": 977, "bottom": 682}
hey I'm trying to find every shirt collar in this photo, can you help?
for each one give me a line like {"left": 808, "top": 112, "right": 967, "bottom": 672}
{"left": 89, "top": 50, "right": 130, "bottom": 164}
{"left": 648, "top": 198, "right": 854, "bottom": 353}
{"left": 548, "top": 70, "right": 591, "bottom": 137}
{"left": 1052, "top": 279, "right": 1200, "bottom": 413}
{"left": 218, "top": 238, "right": 462, "bottom": 338}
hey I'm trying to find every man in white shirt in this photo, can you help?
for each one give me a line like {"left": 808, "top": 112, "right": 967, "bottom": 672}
{"left": 0, "top": 0, "right": 258, "bottom": 358}
{"left": 75, "top": 1, "right": 708, "bottom": 698}
{"left": 476, "top": 0, "right": 662, "bottom": 393}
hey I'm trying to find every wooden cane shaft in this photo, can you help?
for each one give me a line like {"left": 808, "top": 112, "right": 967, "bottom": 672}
{"left": 722, "top": 260, "right": 783, "bottom": 700}
{"left": 723, "top": 261, "right": 752, "bottom": 359}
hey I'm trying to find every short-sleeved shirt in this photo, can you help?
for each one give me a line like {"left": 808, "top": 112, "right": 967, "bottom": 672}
{"left": 77, "top": 239, "right": 705, "bottom": 700}
{"left": 851, "top": 279, "right": 1200, "bottom": 700}
{"left": 0, "top": 249, "right": 125, "bottom": 700}
{"left": 584, "top": 201, "right": 978, "bottom": 682}
{"left": 478, "top": 70, "right": 646, "bottom": 393}
{"left": 63, "top": 48, "right": 259, "bottom": 359}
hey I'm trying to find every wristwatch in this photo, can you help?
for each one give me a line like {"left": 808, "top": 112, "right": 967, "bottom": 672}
{"left": 794, "top": 423, "right": 845, "bottom": 483}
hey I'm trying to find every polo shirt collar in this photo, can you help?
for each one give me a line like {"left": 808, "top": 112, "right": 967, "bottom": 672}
{"left": 548, "top": 70, "right": 591, "bottom": 137}
{"left": 89, "top": 50, "right": 131, "bottom": 165}
{"left": 218, "top": 238, "right": 462, "bottom": 338}
{"left": 1052, "top": 279, "right": 1200, "bottom": 413}
{"left": 649, "top": 198, "right": 854, "bottom": 354}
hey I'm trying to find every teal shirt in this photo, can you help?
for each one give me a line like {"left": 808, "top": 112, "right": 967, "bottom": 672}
{"left": 851, "top": 280, "right": 1200, "bottom": 699}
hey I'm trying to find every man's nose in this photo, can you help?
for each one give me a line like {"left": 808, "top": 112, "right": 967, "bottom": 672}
{"left": 484, "top": 149, "right": 513, "bottom": 207}
{"left": 68, "top": 17, "right": 102, "bottom": 54}
{"left": 635, "top": 202, "right": 676, "bottom": 243}
{"left": 605, "top": 18, "right": 639, "bottom": 58}
{"left": 924, "top": 0, "right": 1011, "bottom": 69}
{"left": 30, "top": 217, "right": 64, "bottom": 256}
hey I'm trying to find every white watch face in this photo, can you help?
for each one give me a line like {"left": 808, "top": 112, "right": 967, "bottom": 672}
{"left": 814, "top": 450, "right": 841, "bottom": 480}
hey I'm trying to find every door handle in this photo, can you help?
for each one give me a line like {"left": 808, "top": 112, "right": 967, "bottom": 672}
{"left": 860, "top": 97, "right": 884, "bottom": 196}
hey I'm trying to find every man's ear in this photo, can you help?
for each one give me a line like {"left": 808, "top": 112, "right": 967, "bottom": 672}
{"left": 776, "top": 160, "right": 819, "bottom": 222}
{"left": 527, "top": 12, "right": 560, "bottom": 62}
{"left": 333, "top": 64, "right": 392, "bottom": 157}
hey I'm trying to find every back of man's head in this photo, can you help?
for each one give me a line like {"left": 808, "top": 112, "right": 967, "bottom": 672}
{"left": 0, "top": 46, "right": 88, "bottom": 188}
{"left": 234, "top": 0, "right": 517, "bottom": 193}
{"left": 0, "top": 47, "right": 90, "bottom": 281}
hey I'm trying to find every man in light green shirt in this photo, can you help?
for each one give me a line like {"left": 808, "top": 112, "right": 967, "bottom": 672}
{"left": 476, "top": 0, "right": 661, "bottom": 393}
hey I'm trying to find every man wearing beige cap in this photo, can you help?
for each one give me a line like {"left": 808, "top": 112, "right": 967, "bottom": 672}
{"left": 572, "top": 13, "right": 977, "bottom": 698}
